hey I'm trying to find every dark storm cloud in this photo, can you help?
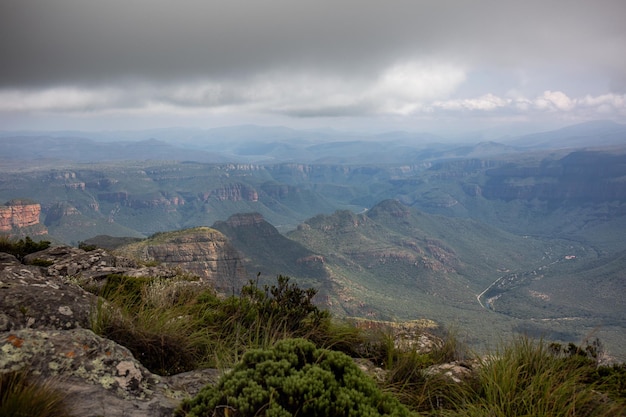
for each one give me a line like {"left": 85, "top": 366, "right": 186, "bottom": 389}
{"left": 1, "top": 0, "right": 625, "bottom": 130}
{"left": 2, "top": 0, "right": 625, "bottom": 88}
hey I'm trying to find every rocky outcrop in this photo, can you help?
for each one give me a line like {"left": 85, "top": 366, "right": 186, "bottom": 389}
{"left": 0, "top": 247, "right": 219, "bottom": 416}
{"left": 0, "top": 327, "right": 219, "bottom": 417}
{"left": 43, "top": 201, "right": 82, "bottom": 225}
{"left": 23, "top": 245, "right": 179, "bottom": 282}
{"left": 117, "top": 227, "right": 249, "bottom": 293}
{"left": 260, "top": 182, "right": 298, "bottom": 199}
{"left": 0, "top": 199, "right": 46, "bottom": 235}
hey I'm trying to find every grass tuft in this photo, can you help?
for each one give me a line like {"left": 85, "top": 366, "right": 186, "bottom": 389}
{"left": 0, "top": 370, "right": 72, "bottom": 417}
{"left": 449, "top": 336, "right": 626, "bottom": 417}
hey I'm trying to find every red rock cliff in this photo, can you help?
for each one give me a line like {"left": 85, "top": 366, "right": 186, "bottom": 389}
{"left": 0, "top": 200, "right": 45, "bottom": 233}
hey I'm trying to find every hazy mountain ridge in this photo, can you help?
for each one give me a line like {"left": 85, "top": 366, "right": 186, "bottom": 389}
{"left": 3, "top": 121, "right": 624, "bottom": 165}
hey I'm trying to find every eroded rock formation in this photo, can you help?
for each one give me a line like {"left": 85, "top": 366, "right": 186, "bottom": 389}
{"left": 0, "top": 199, "right": 47, "bottom": 236}
{"left": 116, "top": 227, "right": 249, "bottom": 293}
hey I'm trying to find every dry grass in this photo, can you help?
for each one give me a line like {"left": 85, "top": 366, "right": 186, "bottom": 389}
{"left": 0, "top": 370, "right": 72, "bottom": 417}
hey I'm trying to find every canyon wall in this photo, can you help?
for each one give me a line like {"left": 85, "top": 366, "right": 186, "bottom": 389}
{"left": 0, "top": 199, "right": 47, "bottom": 236}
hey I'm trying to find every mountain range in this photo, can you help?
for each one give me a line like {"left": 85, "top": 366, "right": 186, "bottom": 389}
{"left": 1, "top": 120, "right": 625, "bottom": 359}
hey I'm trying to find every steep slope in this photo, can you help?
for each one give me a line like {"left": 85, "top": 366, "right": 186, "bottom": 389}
{"left": 211, "top": 213, "right": 327, "bottom": 284}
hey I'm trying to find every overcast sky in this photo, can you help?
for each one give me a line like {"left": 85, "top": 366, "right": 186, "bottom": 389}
{"left": 1, "top": 0, "right": 625, "bottom": 134}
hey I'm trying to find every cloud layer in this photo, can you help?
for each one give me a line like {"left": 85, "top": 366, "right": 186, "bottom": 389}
{"left": 1, "top": 0, "right": 625, "bottom": 131}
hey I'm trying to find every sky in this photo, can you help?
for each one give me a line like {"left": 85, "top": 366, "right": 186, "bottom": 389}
{"left": 1, "top": 0, "right": 625, "bottom": 135}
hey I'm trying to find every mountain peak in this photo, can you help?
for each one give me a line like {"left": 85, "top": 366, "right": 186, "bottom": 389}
{"left": 367, "top": 199, "right": 411, "bottom": 219}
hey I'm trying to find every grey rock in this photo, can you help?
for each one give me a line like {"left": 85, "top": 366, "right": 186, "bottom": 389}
{"left": 1, "top": 246, "right": 221, "bottom": 416}
{"left": 0, "top": 263, "right": 96, "bottom": 331}
{"left": 0, "top": 328, "right": 192, "bottom": 416}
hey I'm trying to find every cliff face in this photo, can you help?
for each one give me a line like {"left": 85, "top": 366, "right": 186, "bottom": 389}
{"left": 0, "top": 200, "right": 47, "bottom": 236}
{"left": 223, "top": 212, "right": 266, "bottom": 228}
{"left": 118, "top": 227, "right": 248, "bottom": 293}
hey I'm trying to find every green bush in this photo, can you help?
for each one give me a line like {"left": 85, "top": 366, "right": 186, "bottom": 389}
{"left": 0, "top": 370, "right": 72, "bottom": 417}
{"left": 194, "top": 275, "right": 335, "bottom": 365}
{"left": 77, "top": 241, "right": 98, "bottom": 251}
{"left": 591, "top": 363, "right": 626, "bottom": 401}
{"left": 28, "top": 258, "right": 55, "bottom": 267}
{"left": 0, "top": 236, "right": 50, "bottom": 261}
{"left": 175, "top": 338, "right": 417, "bottom": 417}
{"left": 99, "top": 274, "right": 154, "bottom": 309}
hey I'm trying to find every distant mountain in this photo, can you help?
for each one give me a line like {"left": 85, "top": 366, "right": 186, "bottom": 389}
{"left": 280, "top": 200, "right": 625, "bottom": 358}
{"left": 284, "top": 200, "right": 575, "bottom": 318}
{"left": 507, "top": 120, "right": 626, "bottom": 149}
{"left": 2, "top": 120, "right": 624, "bottom": 164}
{"left": 0, "top": 136, "right": 228, "bottom": 163}
{"left": 1, "top": 141, "right": 625, "bottom": 357}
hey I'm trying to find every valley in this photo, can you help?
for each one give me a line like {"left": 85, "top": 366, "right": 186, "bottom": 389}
{"left": 1, "top": 122, "right": 626, "bottom": 360}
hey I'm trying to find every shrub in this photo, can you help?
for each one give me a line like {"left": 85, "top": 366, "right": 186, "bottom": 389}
{"left": 77, "top": 241, "right": 98, "bottom": 251}
{"left": 0, "top": 370, "right": 72, "bottom": 417}
{"left": 592, "top": 363, "right": 626, "bottom": 402}
{"left": 0, "top": 236, "right": 50, "bottom": 261}
{"left": 194, "top": 275, "right": 334, "bottom": 365}
{"left": 175, "top": 338, "right": 417, "bottom": 417}
{"left": 28, "top": 258, "right": 55, "bottom": 267}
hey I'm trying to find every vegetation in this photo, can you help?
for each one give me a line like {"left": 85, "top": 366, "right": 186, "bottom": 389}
{"left": 84, "top": 270, "right": 626, "bottom": 415}
{"left": 89, "top": 274, "right": 344, "bottom": 374}
{"left": 175, "top": 338, "right": 416, "bottom": 417}
{"left": 0, "top": 235, "right": 50, "bottom": 261}
{"left": 440, "top": 337, "right": 626, "bottom": 417}
{"left": 77, "top": 241, "right": 98, "bottom": 251}
{"left": 90, "top": 274, "right": 212, "bottom": 375}
{"left": 0, "top": 370, "right": 72, "bottom": 417}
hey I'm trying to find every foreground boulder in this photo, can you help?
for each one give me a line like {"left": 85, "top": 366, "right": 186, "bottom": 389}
{"left": 0, "top": 255, "right": 96, "bottom": 331}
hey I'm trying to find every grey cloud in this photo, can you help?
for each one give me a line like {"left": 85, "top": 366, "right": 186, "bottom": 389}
{"left": 1, "top": 0, "right": 625, "bottom": 88}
